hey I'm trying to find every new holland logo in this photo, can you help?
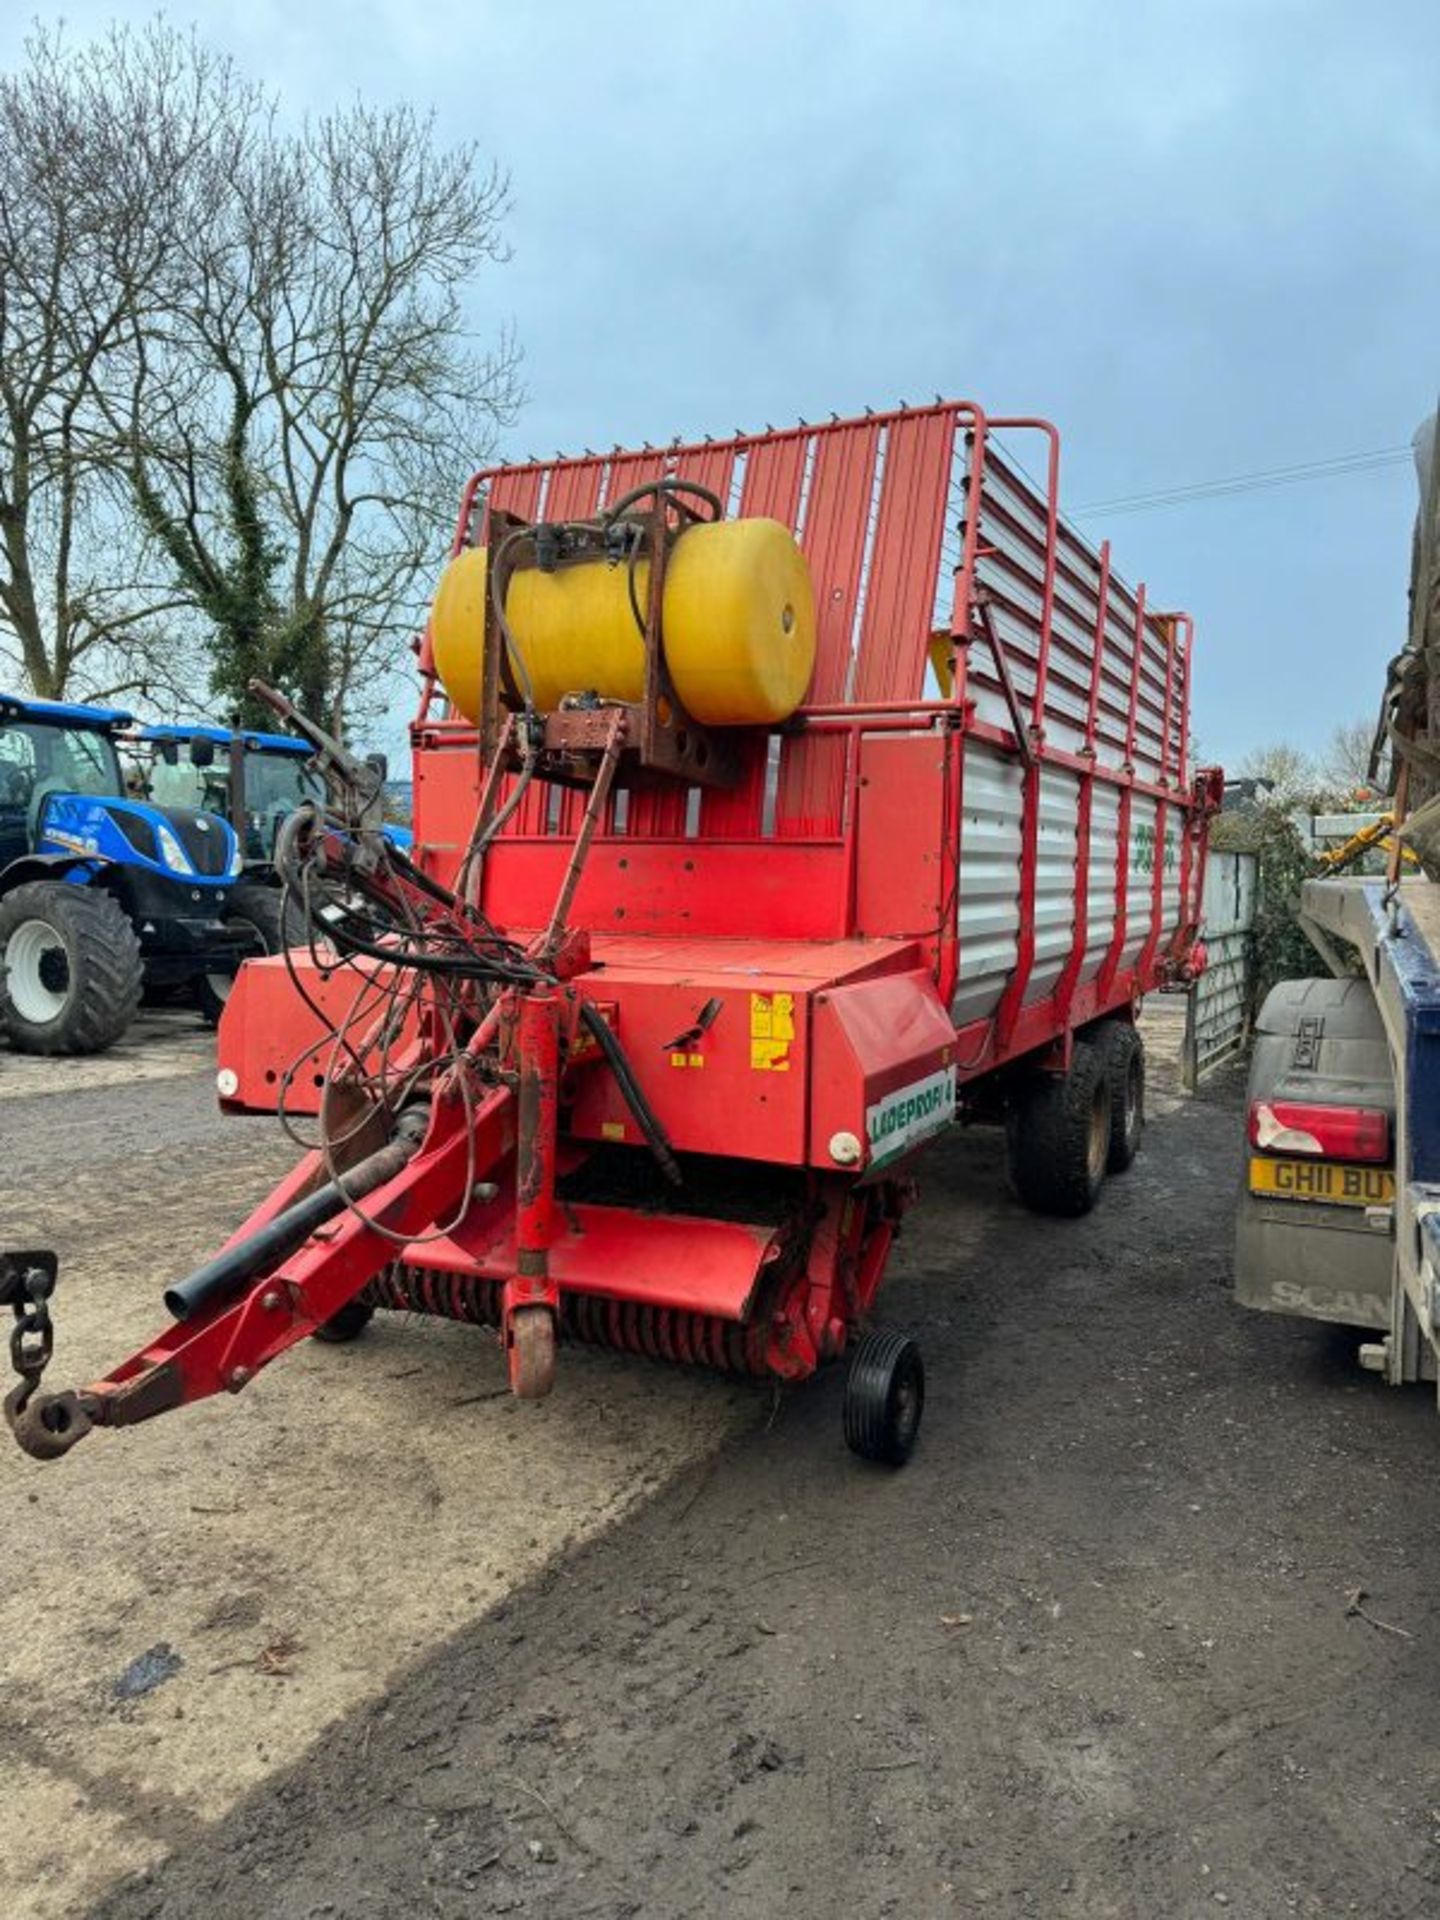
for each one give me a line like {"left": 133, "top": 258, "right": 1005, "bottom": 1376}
{"left": 865, "top": 1066, "right": 957, "bottom": 1168}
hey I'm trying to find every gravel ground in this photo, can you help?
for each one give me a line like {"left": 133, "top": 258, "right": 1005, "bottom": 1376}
{"left": 0, "top": 1011, "right": 744, "bottom": 1919}
{"left": 6, "top": 1003, "right": 1440, "bottom": 1918}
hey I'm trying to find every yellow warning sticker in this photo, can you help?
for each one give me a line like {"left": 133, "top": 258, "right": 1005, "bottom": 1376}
{"left": 669, "top": 1051, "right": 707, "bottom": 1070}
{"left": 601, "top": 1120, "right": 626, "bottom": 1141}
{"left": 750, "top": 991, "right": 794, "bottom": 1072}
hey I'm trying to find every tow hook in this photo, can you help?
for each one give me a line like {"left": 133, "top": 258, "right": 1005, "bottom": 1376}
{"left": 1, "top": 1251, "right": 95, "bottom": 1461}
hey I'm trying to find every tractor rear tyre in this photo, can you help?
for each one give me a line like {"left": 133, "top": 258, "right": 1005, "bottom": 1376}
{"left": 1005, "top": 1036, "right": 1110, "bottom": 1217}
{"left": 1097, "top": 1019, "right": 1145, "bottom": 1173}
{"left": 0, "top": 882, "right": 143, "bottom": 1056}
{"left": 843, "top": 1330, "right": 925, "bottom": 1467}
{"left": 196, "top": 883, "right": 306, "bottom": 1028}
{"left": 312, "top": 1297, "right": 376, "bottom": 1344}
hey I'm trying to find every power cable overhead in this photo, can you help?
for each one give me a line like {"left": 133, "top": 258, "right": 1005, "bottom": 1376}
{"left": 1074, "top": 445, "right": 1412, "bottom": 517}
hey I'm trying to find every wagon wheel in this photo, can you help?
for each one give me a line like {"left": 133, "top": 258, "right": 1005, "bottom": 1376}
{"left": 843, "top": 1329, "right": 925, "bottom": 1467}
{"left": 508, "top": 1305, "right": 557, "bottom": 1400}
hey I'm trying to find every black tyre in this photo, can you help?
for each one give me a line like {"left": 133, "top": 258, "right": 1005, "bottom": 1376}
{"left": 195, "top": 882, "right": 307, "bottom": 1027}
{"left": 312, "top": 1296, "right": 376, "bottom": 1345}
{"left": 0, "top": 882, "right": 143, "bottom": 1056}
{"left": 843, "top": 1329, "right": 925, "bottom": 1467}
{"left": 1098, "top": 1020, "right": 1144, "bottom": 1173}
{"left": 1005, "top": 1036, "right": 1110, "bottom": 1217}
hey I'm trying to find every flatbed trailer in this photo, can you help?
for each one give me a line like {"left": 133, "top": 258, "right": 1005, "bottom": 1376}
{"left": 3, "top": 400, "right": 1218, "bottom": 1467}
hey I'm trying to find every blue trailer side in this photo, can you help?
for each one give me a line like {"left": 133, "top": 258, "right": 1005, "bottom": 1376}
{"left": 1297, "top": 875, "right": 1440, "bottom": 1395}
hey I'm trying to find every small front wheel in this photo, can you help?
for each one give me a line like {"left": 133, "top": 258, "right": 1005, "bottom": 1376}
{"left": 843, "top": 1330, "right": 925, "bottom": 1467}
{"left": 508, "top": 1305, "right": 557, "bottom": 1400}
{"left": 312, "top": 1297, "right": 376, "bottom": 1344}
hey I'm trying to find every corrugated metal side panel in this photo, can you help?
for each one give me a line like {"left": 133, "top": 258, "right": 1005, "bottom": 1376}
{"left": 600, "top": 450, "right": 666, "bottom": 507}
{"left": 544, "top": 457, "right": 606, "bottom": 521}
{"left": 487, "top": 467, "right": 545, "bottom": 520}
{"left": 1080, "top": 785, "right": 1120, "bottom": 985}
{"left": 1123, "top": 799, "right": 1155, "bottom": 967}
{"left": 1023, "top": 767, "right": 1080, "bottom": 1006}
{"left": 1120, "top": 797, "right": 1184, "bottom": 966}
{"left": 454, "top": 408, "right": 1203, "bottom": 1003}
{"left": 952, "top": 768, "right": 1190, "bottom": 1029}
{"left": 953, "top": 747, "right": 1191, "bottom": 1025}
{"left": 1160, "top": 813, "right": 1184, "bottom": 949}
{"left": 953, "top": 744, "right": 1023, "bottom": 1025}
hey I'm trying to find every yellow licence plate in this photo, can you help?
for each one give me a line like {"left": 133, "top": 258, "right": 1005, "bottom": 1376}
{"left": 1248, "top": 1156, "right": 1395, "bottom": 1207}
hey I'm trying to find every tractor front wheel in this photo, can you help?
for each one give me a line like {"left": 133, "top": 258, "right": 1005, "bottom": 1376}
{"left": 195, "top": 883, "right": 307, "bottom": 1028}
{"left": 0, "top": 882, "right": 143, "bottom": 1056}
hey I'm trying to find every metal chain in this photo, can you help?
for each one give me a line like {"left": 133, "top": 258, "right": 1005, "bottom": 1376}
{"left": 2, "top": 1253, "right": 58, "bottom": 1401}
{"left": 1, "top": 1249, "right": 95, "bottom": 1460}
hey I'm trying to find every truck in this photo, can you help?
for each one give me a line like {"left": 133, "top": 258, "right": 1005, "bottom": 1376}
{"left": 1232, "top": 867, "right": 1440, "bottom": 1404}
{"left": 1, "top": 399, "right": 1217, "bottom": 1467}
{"left": 1235, "top": 410, "right": 1440, "bottom": 1398}
{"left": 0, "top": 694, "right": 246, "bottom": 1054}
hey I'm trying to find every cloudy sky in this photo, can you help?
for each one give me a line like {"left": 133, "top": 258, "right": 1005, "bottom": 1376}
{"left": 5, "top": 0, "right": 1436, "bottom": 769}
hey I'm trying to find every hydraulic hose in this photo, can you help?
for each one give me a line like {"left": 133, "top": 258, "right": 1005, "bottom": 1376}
{"left": 602, "top": 477, "right": 724, "bottom": 525}
{"left": 579, "top": 1003, "right": 682, "bottom": 1187}
{"left": 164, "top": 1108, "right": 428, "bottom": 1322}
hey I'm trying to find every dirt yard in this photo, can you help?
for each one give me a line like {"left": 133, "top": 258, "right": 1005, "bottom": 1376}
{"left": 0, "top": 1011, "right": 745, "bottom": 1917}
{"left": 4, "top": 1001, "right": 1439, "bottom": 1919}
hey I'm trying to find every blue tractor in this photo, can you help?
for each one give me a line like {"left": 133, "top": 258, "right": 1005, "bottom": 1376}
{"left": 126, "top": 722, "right": 321, "bottom": 1024}
{"left": 0, "top": 694, "right": 247, "bottom": 1054}
{"left": 125, "top": 722, "right": 412, "bottom": 1021}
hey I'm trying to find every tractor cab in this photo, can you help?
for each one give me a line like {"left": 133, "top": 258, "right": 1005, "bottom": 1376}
{"left": 0, "top": 696, "right": 132, "bottom": 871}
{"left": 128, "top": 724, "right": 326, "bottom": 868}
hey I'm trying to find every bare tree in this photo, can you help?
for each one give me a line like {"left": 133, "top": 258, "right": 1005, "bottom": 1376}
{"left": 1, "top": 22, "right": 520, "bottom": 734}
{"left": 106, "top": 77, "right": 520, "bottom": 732}
{"left": 1323, "top": 716, "right": 1384, "bottom": 795}
{"left": 1238, "top": 741, "right": 1320, "bottom": 806}
{"left": 0, "top": 24, "right": 213, "bottom": 704}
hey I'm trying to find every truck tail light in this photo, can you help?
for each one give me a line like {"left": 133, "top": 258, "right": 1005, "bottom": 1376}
{"left": 1248, "top": 1099, "right": 1389, "bottom": 1162}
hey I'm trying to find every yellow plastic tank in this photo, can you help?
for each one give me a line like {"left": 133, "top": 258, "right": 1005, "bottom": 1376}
{"left": 430, "top": 518, "right": 815, "bottom": 727}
